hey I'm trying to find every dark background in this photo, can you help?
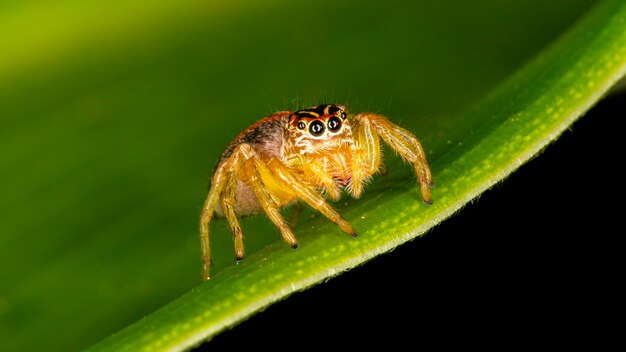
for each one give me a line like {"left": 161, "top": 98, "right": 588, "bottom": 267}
{"left": 202, "top": 92, "right": 622, "bottom": 349}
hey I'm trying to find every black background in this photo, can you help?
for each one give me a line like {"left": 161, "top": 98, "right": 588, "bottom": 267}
{"left": 197, "top": 92, "right": 622, "bottom": 349}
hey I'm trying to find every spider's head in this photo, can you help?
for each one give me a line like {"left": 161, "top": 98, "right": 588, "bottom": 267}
{"left": 287, "top": 104, "right": 352, "bottom": 154}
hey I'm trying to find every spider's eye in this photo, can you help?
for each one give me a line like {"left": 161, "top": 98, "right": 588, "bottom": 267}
{"left": 297, "top": 121, "right": 306, "bottom": 130}
{"left": 340, "top": 111, "right": 347, "bottom": 120}
{"left": 327, "top": 116, "right": 342, "bottom": 132}
{"left": 309, "top": 120, "right": 325, "bottom": 136}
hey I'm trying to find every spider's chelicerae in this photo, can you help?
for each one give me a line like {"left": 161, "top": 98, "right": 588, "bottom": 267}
{"left": 199, "top": 104, "right": 433, "bottom": 280}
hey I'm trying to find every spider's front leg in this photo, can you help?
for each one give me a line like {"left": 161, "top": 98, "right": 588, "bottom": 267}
{"left": 265, "top": 158, "right": 357, "bottom": 238}
{"left": 250, "top": 151, "right": 357, "bottom": 240}
{"left": 286, "top": 155, "right": 342, "bottom": 201}
{"left": 353, "top": 113, "right": 433, "bottom": 204}
{"left": 350, "top": 115, "right": 382, "bottom": 198}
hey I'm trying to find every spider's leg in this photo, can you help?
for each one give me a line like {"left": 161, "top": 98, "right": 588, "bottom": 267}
{"left": 267, "top": 158, "right": 357, "bottom": 237}
{"left": 238, "top": 145, "right": 299, "bottom": 249}
{"left": 355, "top": 113, "right": 433, "bottom": 204}
{"left": 351, "top": 116, "right": 381, "bottom": 197}
{"left": 199, "top": 162, "right": 229, "bottom": 281}
{"left": 220, "top": 168, "right": 245, "bottom": 262}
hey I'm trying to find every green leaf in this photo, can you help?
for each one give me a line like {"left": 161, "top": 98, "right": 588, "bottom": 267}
{"left": 1, "top": 1, "right": 624, "bottom": 351}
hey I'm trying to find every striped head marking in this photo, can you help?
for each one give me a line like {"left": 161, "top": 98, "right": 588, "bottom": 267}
{"left": 289, "top": 104, "right": 348, "bottom": 137}
{"left": 287, "top": 104, "right": 351, "bottom": 153}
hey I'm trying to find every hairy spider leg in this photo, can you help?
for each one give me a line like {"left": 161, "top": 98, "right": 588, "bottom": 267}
{"left": 221, "top": 159, "right": 245, "bottom": 262}
{"left": 351, "top": 116, "right": 382, "bottom": 198}
{"left": 199, "top": 162, "right": 229, "bottom": 281}
{"left": 267, "top": 158, "right": 357, "bottom": 237}
{"left": 231, "top": 143, "right": 300, "bottom": 251}
{"left": 243, "top": 154, "right": 300, "bottom": 250}
{"left": 200, "top": 142, "right": 297, "bottom": 281}
{"left": 355, "top": 113, "right": 433, "bottom": 204}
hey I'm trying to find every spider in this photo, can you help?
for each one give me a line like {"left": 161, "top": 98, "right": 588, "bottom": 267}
{"left": 199, "top": 104, "right": 432, "bottom": 280}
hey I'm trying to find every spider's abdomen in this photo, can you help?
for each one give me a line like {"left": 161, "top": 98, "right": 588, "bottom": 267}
{"left": 219, "top": 112, "right": 290, "bottom": 163}
{"left": 213, "top": 112, "right": 292, "bottom": 217}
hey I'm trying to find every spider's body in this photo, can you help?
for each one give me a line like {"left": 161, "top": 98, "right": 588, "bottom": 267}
{"left": 200, "top": 104, "right": 432, "bottom": 280}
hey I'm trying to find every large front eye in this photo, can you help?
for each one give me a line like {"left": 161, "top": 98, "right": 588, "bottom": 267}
{"left": 309, "top": 120, "right": 325, "bottom": 136}
{"left": 327, "top": 116, "right": 342, "bottom": 132}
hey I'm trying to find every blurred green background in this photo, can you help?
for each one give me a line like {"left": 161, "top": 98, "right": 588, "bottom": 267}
{"left": 0, "top": 0, "right": 600, "bottom": 350}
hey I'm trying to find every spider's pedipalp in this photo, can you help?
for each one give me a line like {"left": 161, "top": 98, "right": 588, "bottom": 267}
{"left": 295, "top": 157, "right": 342, "bottom": 201}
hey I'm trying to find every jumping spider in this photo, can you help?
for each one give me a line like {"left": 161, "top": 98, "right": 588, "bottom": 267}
{"left": 199, "top": 104, "right": 433, "bottom": 280}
